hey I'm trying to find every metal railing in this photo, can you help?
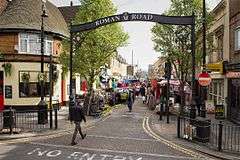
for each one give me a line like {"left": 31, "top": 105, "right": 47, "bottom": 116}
{"left": 0, "top": 108, "right": 59, "bottom": 134}
{"left": 177, "top": 116, "right": 240, "bottom": 153}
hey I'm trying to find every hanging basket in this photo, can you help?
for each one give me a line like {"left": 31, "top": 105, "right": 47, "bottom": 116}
{"left": 38, "top": 72, "right": 48, "bottom": 82}
{"left": 2, "top": 63, "right": 12, "bottom": 77}
{"left": 21, "top": 73, "right": 30, "bottom": 83}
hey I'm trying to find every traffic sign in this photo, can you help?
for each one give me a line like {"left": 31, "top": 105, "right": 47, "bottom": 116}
{"left": 198, "top": 72, "right": 211, "bottom": 86}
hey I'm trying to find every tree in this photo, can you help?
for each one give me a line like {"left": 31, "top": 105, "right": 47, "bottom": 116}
{"left": 151, "top": 0, "right": 213, "bottom": 114}
{"left": 60, "top": 0, "right": 128, "bottom": 114}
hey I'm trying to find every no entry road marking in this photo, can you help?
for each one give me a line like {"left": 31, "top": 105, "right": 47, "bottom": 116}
{"left": 29, "top": 142, "right": 197, "bottom": 159}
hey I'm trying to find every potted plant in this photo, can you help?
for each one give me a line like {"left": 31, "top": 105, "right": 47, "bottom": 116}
{"left": 21, "top": 72, "right": 30, "bottom": 83}
{"left": 2, "top": 63, "right": 12, "bottom": 77}
{"left": 38, "top": 72, "right": 48, "bottom": 82}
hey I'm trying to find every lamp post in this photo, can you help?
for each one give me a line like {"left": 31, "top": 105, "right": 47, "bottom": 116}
{"left": 200, "top": 0, "right": 207, "bottom": 118}
{"left": 69, "top": 1, "right": 75, "bottom": 120}
{"left": 38, "top": 0, "right": 48, "bottom": 124}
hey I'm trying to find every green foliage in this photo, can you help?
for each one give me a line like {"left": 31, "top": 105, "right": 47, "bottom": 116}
{"left": 21, "top": 72, "right": 30, "bottom": 83}
{"left": 60, "top": 0, "right": 128, "bottom": 89}
{"left": 2, "top": 63, "right": 12, "bottom": 77}
{"left": 152, "top": 0, "right": 213, "bottom": 83}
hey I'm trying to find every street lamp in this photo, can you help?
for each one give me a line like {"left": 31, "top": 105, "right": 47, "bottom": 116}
{"left": 38, "top": 0, "right": 48, "bottom": 124}
{"left": 200, "top": 0, "right": 207, "bottom": 118}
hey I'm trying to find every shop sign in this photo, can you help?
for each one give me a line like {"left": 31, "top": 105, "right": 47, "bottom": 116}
{"left": 198, "top": 72, "right": 211, "bottom": 86}
{"left": 226, "top": 72, "right": 240, "bottom": 78}
{"left": 215, "top": 105, "right": 225, "bottom": 119}
{"left": 206, "top": 61, "right": 223, "bottom": 73}
{"left": 71, "top": 12, "right": 194, "bottom": 32}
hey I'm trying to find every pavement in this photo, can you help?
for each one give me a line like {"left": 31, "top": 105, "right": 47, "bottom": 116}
{"left": 0, "top": 99, "right": 214, "bottom": 160}
{"left": 145, "top": 102, "right": 240, "bottom": 160}
{"left": 0, "top": 106, "right": 111, "bottom": 140}
{"left": 0, "top": 100, "right": 239, "bottom": 160}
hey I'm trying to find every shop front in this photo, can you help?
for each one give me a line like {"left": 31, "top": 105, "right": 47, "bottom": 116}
{"left": 226, "top": 71, "right": 240, "bottom": 124}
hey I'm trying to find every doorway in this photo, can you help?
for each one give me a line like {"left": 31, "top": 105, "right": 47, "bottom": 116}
{"left": 0, "top": 71, "right": 4, "bottom": 111}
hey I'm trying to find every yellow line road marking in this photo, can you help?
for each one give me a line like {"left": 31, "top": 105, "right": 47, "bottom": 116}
{"left": 142, "top": 117, "right": 215, "bottom": 160}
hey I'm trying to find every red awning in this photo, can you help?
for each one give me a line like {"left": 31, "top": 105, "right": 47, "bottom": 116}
{"left": 226, "top": 72, "right": 240, "bottom": 78}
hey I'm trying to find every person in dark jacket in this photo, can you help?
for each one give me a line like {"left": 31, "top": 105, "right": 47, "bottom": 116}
{"left": 127, "top": 88, "right": 135, "bottom": 112}
{"left": 70, "top": 101, "right": 87, "bottom": 146}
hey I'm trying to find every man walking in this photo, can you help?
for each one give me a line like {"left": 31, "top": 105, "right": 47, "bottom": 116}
{"left": 127, "top": 87, "right": 135, "bottom": 112}
{"left": 70, "top": 100, "right": 87, "bottom": 146}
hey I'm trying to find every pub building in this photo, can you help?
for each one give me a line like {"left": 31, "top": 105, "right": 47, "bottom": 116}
{"left": 0, "top": 0, "right": 77, "bottom": 110}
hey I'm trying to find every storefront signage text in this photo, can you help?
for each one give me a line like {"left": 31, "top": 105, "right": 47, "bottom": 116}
{"left": 95, "top": 13, "right": 153, "bottom": 27}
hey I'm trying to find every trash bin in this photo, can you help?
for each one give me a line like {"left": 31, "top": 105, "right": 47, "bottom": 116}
{"left": 3, "top": 108, "right": 16, "bottom": 128}
{"left": 192, "top": 117, "right": 211, "bottom": 143}
{"left": 38, "top": 101, "right": 48, "bottom": 124}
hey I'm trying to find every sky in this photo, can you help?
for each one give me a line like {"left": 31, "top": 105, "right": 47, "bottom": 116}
{"left": 50, "top": 0, "right": 221, "bottom": 71}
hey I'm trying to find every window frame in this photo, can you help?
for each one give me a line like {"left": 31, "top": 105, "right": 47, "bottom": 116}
{"left": 235, "top": 27, "right": 240, "bottom": 51}
{"left": 18, "top": 71, "right": 50, "bottom": 98}
{"left": 19, "top": 33, "right": 53, "bottom": 55}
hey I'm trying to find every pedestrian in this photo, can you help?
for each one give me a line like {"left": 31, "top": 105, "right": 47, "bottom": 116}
{"left": 140, "top": 85, "right": 146, "bottom": 103}
{"left": 127, "top": 87, "right": 135, "bottom": 112}
{"left": 70, "top": 100, "right": 87, "bottom": 146}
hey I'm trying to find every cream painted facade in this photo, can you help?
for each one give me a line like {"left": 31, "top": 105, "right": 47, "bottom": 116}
{"left": 109, "top": 55, "right": 128, "bottom": 79}
{"left": 151, "top": 57, "right": 166, "bottom": 80}
{"left": 1, "top": 62, "right": 63, "bottom": 106}
{"left": 207, "top": 0, "right": 229, "bottom": 116}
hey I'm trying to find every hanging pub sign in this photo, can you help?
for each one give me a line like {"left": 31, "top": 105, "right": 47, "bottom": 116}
{"left": 215, "top": 105, "right": 225, "bottom": 119}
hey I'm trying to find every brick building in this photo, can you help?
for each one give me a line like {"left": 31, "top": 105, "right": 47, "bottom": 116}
{"left": 0, "top": 0, "right": 70, "bottom": 110}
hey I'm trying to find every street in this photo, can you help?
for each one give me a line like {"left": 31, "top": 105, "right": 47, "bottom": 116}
{"left": 0, "top": 100, "right": 213, "bottom": 160}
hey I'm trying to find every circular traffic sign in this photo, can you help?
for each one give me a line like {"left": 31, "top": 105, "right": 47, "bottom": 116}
{"left": 198, "top": 72, "right": 211, "bottom": 86}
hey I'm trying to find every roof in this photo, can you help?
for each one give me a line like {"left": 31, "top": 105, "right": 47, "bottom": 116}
{"left": 211, "top": 0, "right": 225, "bottom": 15}
{"left": 0, "top": 0, "right": 69, "bottom": 37}
{"left": 58, "top": 6, "right": 79, "bottom": 24}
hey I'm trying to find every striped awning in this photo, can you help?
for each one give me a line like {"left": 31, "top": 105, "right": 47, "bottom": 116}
{"left": 226, "top": 72, "right": 240, "bottom": 78}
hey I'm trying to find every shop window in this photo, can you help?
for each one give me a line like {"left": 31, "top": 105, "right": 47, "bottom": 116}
{"left": 19, "top": 82, "right": 50, "bottom": 97}
{"left": 208, "top": 80, "right": 224, "bottom": 105}
{"left": 235, "top": 28, "right": 240, "bottom": 51}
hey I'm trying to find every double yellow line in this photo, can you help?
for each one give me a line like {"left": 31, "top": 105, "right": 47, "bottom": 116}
{"left": 142, "top": 117, "right": 215, "bottom": 160}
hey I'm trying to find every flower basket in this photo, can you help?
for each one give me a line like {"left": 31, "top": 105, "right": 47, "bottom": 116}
{"left": 2, "top": 63, "right": 12, "bottom": 77}
{"left": 21, "top": 73, "right": 30, "bottom": 83}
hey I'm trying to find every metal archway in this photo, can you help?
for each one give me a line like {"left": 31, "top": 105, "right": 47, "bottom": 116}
{"left": 69, "top": 12, "right": 196, "bottom": 119}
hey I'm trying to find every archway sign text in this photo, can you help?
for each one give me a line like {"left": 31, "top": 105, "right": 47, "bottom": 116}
{"left": 71, "top": 12, "right": 194, "bottom": 32}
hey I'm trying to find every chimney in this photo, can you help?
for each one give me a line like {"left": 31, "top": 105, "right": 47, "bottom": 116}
{"left": 0, "top": 0, "right": 9, "bottom": 15}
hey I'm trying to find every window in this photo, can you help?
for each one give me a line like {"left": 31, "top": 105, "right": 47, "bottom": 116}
{"left": 208, "top": 80, "right": 224, "bottom": 105}
{"left": 19, "top": 82, "right": 50, "bottom": 97}
{"left": 235, "top": 28, "right": 240, "bottom": 51}
{"left": 19, "top": 71, "right": 50, "bottom": 97}
{"left": 19, "top": 33, "right": 53, "bottom": 55}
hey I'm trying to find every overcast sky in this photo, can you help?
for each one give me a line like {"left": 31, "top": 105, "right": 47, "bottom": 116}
{"left": 50, "top": 0, "right": 221, "bottom": 71}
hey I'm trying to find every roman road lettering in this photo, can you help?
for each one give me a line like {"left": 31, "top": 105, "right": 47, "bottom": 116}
{"left": 131, "top": 14, "right": 153, "bottom": 21}
{"left": 95, "top": 16, "right": 121, "bottom": 26}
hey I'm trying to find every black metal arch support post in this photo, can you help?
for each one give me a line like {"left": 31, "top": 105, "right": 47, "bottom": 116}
{"left": 190, "top": 13, "right": 197, "bottom": 119}
{"left": 69, "top": 22, "right": 75, "bottom": 119}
